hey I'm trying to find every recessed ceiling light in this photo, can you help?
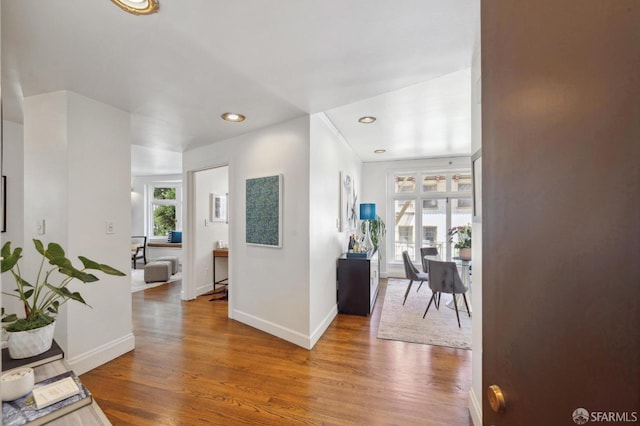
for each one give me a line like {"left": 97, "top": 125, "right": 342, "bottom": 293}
{"left": 221, "top": 112, "right": 246, "bottom": 122}
{"left": 111, "top": 0, "right": 159, "bottom": 15}
{"left": 374, "top": 149, "right": 386, "bottom": 154}
{"left": 358, "top": 116, "right": 376, "bottom": 124}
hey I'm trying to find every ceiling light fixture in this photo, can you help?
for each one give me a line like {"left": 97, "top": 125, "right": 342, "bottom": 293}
{"left": 374, "top": 149, "right": 386, "bottom": 154}
{"left": 221, "top": 112, "right": 246, "bottom": 122}
{"left": 111, "top": 0, "right": 159, "bottom": 15}
{"left": 358, "top": 116, "right": 376, "bottom": 124}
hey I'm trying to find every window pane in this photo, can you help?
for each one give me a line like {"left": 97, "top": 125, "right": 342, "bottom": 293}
{"left": 153, "top": 204, "right": 176, "bottom": 237}
{"left": 394, "top": 175, "right": 416, "bottom": 193}
{"left": 394, "top": 200, "right": 415, "bottom": 261}
{"left": 422, "top": 175, "right": 446, "bottom": 192}
{"left": 154, "top": 187, "right": 176, "bottom": 200}
{"left": 421, "top": 199, "right": 446, "bottom": 257}
{"left": 452, "top": 174, "right": 472, "bottom": 192}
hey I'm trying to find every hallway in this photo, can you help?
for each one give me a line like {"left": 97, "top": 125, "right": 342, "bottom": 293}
{"left": 80, "top": 280, "right": 473, "bottom": 425}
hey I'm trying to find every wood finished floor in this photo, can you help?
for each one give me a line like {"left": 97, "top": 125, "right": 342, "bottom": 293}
{"left": 80, "top": 279, "right": 473, "bottom": 425}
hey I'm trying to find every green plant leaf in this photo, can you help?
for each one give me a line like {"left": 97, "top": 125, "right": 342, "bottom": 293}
{"left": 78, "top": 256, "right": 126, "bottom": 276}
{"left": 49, "top": 256, "right": 73, "bottom": 269}
{"left": 46, "top": 284, "right": 88, "bottom": 305}
{"left": 23, "top": 289, "right": 34, "bottom": 299}
{"left": 47, "top": 301, "right": 60, "bottom": 314}
{"left": 1, "top": 313, "right": 18, "bottom": 323}
{"left": 98, "top": 264, "right": 126, "bottom": 276}
{"left": 78, "top": 256, "right": 101, "bottom": 270}
{"left": 58, "top": 266, "right": 99, "bottom": 283}
{"left": 15, "top": 276, "right": 33, "bottom": 288}
{"left": 6, "top": 314, "right": 54, "bottom": 332}
{"left": 1, "top": 245, "right": 22, "bottom": 273}
{"left": 45, "top": 242, "right": 66, "bottom": 261}
{"left": 1, "top": 242, "right": 11, "bottom": 259}
{"left": 1, "top": 308, "right": 18, "bottom": 323}
{"left": 33, "top": 239, "right": 45, "bottom": 256}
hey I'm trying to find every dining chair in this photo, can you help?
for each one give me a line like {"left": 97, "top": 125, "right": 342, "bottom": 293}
{"left": 131, "top": 235, "right": 147, "bottom": 269}
{"left": 420, "top": 247, "right": 439, "bottom": 274}
{"left": 401, "top": 251, "right": 429, "bottom": 305}
{"left": 423, "top": 259, "right": 470, "bottom": 328}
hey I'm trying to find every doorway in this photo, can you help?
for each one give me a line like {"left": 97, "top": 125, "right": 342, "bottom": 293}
{"left": 189, "top": 165, "right": 230, "bottom": 301}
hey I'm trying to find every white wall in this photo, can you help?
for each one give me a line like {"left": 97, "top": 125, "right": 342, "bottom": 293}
{"left": 194, "top": 166, "right": 229, "bottom": 294}
{"left": 23, "top": 91, "right": 134, "bottom": 375}
{"left": 1, "top": 120, "right": 25, "bottom": 318}
{"left": 361, "top": 156, "right": 471, "bottom": 277}
{"left": 183, "top": 116, "right": 313, "bottom": 347}
{"left": 308, "top": 114, "right": 362, "bottom": 345}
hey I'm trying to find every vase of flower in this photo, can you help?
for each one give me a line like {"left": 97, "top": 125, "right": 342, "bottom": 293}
{"left": 448, "top": 224, "right": 472, "bottom": 260}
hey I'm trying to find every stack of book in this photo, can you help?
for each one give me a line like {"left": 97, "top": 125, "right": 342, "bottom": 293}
{"left": 1, "top": 341, "right": 94, "bottom": 426}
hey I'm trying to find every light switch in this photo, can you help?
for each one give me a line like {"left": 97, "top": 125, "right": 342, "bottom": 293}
{"left": 105, "top": 221, "right": 115, "bottom": 234}
{"left": 36, "top": 220, "right": 46, "bottom": 235}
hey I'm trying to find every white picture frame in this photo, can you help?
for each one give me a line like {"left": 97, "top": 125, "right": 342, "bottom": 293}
{"left": 210, "top": 193, "right": 227, "bottom": 222}
{"left": 340, "top": 171, "right": 358, "bottom": 232}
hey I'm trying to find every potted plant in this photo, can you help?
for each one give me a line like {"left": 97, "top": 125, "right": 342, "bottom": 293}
{"left": 1, "top": 239, "right": 126, "bottom": 359}
{"left": 360, "top": 215, "right": 386, "bottom": 258}
{"left": 448, "top": 224, "right": 472, "bottom": 260}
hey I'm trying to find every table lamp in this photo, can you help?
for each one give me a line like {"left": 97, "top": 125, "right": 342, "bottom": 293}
{"left": 359, "top": 203, "right": 376, "bottom": 252}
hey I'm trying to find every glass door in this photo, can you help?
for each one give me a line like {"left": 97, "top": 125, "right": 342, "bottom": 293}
{"left": 391, "top": 171, "right": 472, "bottom": 263}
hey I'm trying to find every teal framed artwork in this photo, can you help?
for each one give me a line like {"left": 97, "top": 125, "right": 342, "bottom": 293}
{"left": 246, "top": 174, "right": 283, "bottom": 247}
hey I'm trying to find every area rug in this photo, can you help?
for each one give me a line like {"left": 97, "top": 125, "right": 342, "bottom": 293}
{"left": 377, "top": 279, "right": 472, "bottom": 349}
{"left": 131, "top": 269, "right": 182, "bottom": 293}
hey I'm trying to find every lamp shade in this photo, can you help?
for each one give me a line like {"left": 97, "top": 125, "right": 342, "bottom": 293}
{"left": 359, "top": 203, "right": 376, "bottom": 220}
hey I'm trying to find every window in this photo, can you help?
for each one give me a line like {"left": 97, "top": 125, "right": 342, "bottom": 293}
{"left": 457, "top": 199, "right": 473, "bottom": 209}
{"left": 423, "top": 199, "right": 439, "bottom": 210}
{"left": 394, "top": 200, "right": 415, "bottom": 260}
{"left": 422, "top": 175, "right": 446, "bottom": 193}
{"left": 148, "top": 183, "right": 182, "bottom": 239}
{"left": 452, "top": 174, "right": 472, "bottom": 192}
{"left": 394, "top": 175, "right": 416, "bottom": 193}
{"left": 423, "top": 226, "right": 438, "bottom": 244}
{"left": 391, "top": 171, "right": 471, "bottom": 262}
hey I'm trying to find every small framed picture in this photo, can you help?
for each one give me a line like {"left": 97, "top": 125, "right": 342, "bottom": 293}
{"left": 210, "top": 193, "right": 227, "bottom": 222}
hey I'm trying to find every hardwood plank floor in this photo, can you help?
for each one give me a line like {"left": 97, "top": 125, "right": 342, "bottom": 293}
{"left": 80, "top": 279, "right": 473, "bottom": 425}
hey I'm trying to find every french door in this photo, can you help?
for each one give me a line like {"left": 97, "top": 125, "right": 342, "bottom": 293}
{"left": 391, "top": 172, "right": 472, "bottom": 263}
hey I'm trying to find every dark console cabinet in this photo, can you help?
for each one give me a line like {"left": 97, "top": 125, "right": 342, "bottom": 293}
{"left": 337, "top": 251, "right": 379, "bottom": 315}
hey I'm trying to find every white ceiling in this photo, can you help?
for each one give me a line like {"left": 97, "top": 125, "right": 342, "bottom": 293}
{"left": 2, "top": 0, "right": 479, "bottom": 173}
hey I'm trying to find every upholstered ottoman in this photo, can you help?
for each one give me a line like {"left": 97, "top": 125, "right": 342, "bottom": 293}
{"left": 155, "top": 256, "right": 179, "bottom": 275}
{"left": 144, "top": 261, "right": 171, "bottom": 283}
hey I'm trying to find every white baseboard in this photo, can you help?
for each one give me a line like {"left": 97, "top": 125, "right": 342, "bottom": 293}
{"left": 469, "top": 388, "right": 483, "bottom": 426}
{"left": 196, "top": 282, "right": 214, "bottom": 296}
{"left": 67, "top": 333, "right": 135, "bottom": 375}
{"left": 233, "top": 309, "right": 312, "bottom": 349}
{"left": 309, "top": 305, "right": 338, "bottom": 349}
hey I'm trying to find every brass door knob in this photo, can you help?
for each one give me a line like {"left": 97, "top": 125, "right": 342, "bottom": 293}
{"left": 487, "top": 385, "right": 506, "bottom": 413}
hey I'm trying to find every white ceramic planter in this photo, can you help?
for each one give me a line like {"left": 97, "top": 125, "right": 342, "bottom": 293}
{"left": 459, "top": 248, "right": 472, "bottom": 261}
{"left": 7, "top": 321, "right": 55, "bottom": 359}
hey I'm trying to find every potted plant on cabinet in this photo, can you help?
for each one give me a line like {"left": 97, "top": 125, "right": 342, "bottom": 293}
{"left": 360, "top": 215, "right": 387, "bottom": 258}
{"left": 1, "top": 239, "right": 126, "bottom": 359}
{"left": 448, "top": 224, "right": 472, "bottom": 260}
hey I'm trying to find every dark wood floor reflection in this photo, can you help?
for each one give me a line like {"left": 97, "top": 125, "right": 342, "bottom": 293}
{"left": 80, "top": 279, "right": 473, "bottom": 425}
